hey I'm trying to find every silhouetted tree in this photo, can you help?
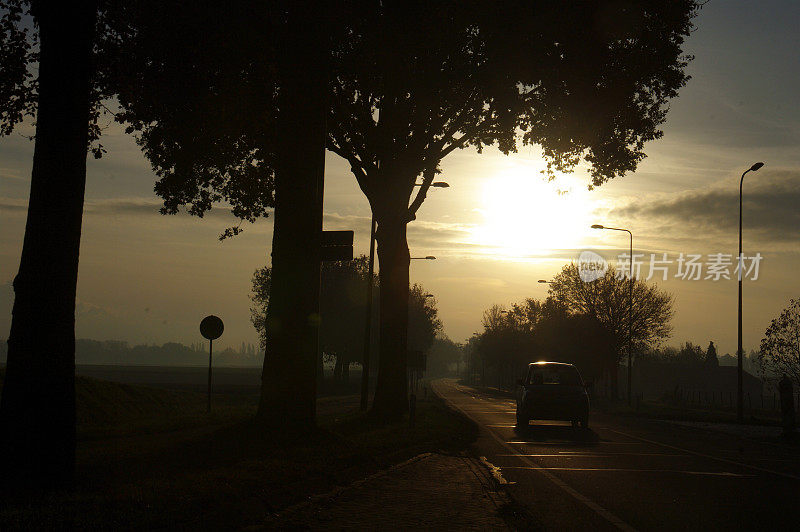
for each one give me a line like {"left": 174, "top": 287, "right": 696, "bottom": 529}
{"left": 473, "top": 297, "right": 611, "bottom": 389}
{"left": 548, "top": 263, "right": 674, "bottom": 395}
{"left": 320, "top": 257, "right": 376, "bottom": 385}
{"left": 251, "top": 256, "right": 379, "bottom": 386}
{"left": 674, "top": 342, "right": 705, "bottom": 366}
{"left": 327, "top": 1, "right": 700, "bottom": 418}
{"left": 534, "top": 310, "right": 612, "bottom": 385}
{"left": 95, "top": 1, "right": 700, "bottom": 421}
{"left": 97, "top": 1, "right": 331, "bottom": 428}
{"left": 249, "top": 267, "right": 272, "bottom": 351}
{"left": 408, "top": 284, "right": 443, "bottom": 356}
{"left": 759, "top": 298, "right": 800, "bottom": 386}
{"left": 705, "top": 341, "right": 719, "bottom": 368}
{"left": 426, "top": 336, "right": 463, "bottom": 378}
{"left": 0, "top": 0, "right": 99, "bottom": 488}
{"left": 476, "top": 305, "right": 535, "bottom": 390}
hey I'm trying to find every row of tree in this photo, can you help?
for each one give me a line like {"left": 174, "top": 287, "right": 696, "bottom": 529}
{"left": 467, "top": 263, "right": 675, "bottom": 394}
{"left": 1, "top": 0, "right": 701, "bottom": 487}
{"left": 249, "top": 256, "right": 443, "bottom": 386}
{"left": 71, "top": 340, "right": 262, "bottom": 366}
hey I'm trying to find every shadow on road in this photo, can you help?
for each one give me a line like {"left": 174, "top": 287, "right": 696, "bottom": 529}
{"left": 512, "top": 423, "right": 600, "bottom": 446}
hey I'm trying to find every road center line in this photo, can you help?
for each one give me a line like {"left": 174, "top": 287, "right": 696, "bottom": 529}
{"left": 605, "top": 427, "right": 800, "bottom": 481}
{"left": 496, "top": 453, "right": 685, "bottom": 457}
{"left": 502, "top": 467, "right": 755, "bottom": 477}
{"left": 435, "top": 381, "right": 638, "bottom": 532}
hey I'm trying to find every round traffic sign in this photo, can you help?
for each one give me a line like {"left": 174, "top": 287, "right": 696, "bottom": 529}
{"left": 200, "top": 315, "right": 224, "bottom": 340}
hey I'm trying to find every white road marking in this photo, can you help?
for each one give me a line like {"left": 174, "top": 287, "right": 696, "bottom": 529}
{"left": 502, "top": 467, "right": 755, "bottom": 477}
{"left": 605, "top": 427, "right": 800, "bottom": 482}
{"left": 504, "top": 441, "right": 641, "bottom": 446}
{"left": 496, "top": 453, "right": 685, "bottom": 458}
{"left": 435, "top": 381, "right": 638, "bottom": 532}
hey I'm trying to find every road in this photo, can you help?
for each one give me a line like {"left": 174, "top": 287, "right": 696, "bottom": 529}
{"left": 432, "top": 379, "right": 800, "bottom": 531}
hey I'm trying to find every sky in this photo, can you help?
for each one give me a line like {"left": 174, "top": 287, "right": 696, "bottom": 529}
{"left": 1, "top": 1, "right": 799, "bottom": 357}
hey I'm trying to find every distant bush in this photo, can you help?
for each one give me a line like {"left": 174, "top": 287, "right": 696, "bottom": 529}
{"left": 74, "top": 339, "right": 262, "bottom": 366}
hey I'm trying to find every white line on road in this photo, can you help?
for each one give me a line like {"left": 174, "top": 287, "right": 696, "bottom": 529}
{"left": 502, "top": 467, "right": 755, "bottom": 477}
{"left": 497, "top": 453, "right": 685, "bottom": 458}
{"left": 435, "top": 381, "right": 638, "bottom": 532}
{"left": 504, "top": 441, "right": 639, "bottom": 445}
{"left": 605, "top": 427, "right": 800, "bottom": 482}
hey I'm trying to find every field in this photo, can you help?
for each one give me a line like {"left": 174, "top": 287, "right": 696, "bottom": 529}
{"left": 0, "top": 367, "right": 476, "bottom": 529}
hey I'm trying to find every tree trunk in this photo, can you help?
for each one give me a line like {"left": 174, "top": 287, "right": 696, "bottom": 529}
{"left": 0, "top": 1, "right": 97, "bottom": 489}
{"left": 256, "top": 2, "right": 327, "bottom": 429}
{"left": 342, "top": 359, "right": 350, "bottom": 384}
{"left": 370, "top": 215, "right": 410, "bottom": 420}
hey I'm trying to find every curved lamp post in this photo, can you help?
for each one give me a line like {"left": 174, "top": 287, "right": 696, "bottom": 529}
{"left": 738, "top": 162, "right": 764, "bottom": 422}
{"left": 592, "top": 224, "right": 634, "bottom": 405}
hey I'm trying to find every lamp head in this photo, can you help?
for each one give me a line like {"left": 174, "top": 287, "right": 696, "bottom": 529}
{"left": 425, "top": 255, "right": 436, "bottom": 260}
{"left": 749, "top": 162, "right": 764, "bottom": 172}
{"left": 591, "top": 224, "right": 605, "bottom": 229}
{"left": 538, "top": 280, "right": 549, "bottom": 284}
{"left": 431, "top": 182, "right": 450, "bottom": 188}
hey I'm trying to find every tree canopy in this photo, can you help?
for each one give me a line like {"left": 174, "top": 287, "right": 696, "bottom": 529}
{"left": 759, "top": 298, "right": 800, "bottom": 386}
{"left": 95, "top": 1, "right": 278, "bottom": 235}
{"left": 250, "top": 256, "right": 377, "bottom": 365}
{"left": 408, "top": 284, "right": 443, "bottom": 355}
{"left": 548, "top": 262, "right": 675, "bottom": 357}
{"left": 1, "top": 0, "right": 703, "bottom": 423}
{"left": 472, "top": 298, "right": 612, "bottom": 390}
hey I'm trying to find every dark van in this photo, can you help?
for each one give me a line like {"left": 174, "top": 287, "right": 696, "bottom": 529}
{"left": 515, "top": 362, "right": 590, "bottom": 428}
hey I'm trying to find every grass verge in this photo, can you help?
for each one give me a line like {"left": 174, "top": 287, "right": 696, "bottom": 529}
{"left": 0, "top": 371, "right": 477, "bottom": 530}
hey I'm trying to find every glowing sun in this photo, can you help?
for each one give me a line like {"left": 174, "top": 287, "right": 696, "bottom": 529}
{"left": 470, "top": 165, "right": 592, "bottom": 258}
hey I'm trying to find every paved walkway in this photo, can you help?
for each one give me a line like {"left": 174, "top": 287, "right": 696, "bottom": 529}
{"left": 253, "top": 452, "right": 512, "bottom": 530}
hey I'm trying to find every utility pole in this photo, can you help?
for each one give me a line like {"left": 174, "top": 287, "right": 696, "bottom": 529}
{"left": 738, "top": 162, "right": 764, "bottom": 422}
{"left": 591, "top": 224, "right": 633, "bottom": 404}
{"left": 360, "top": 216, "right": 376, "bottom": 411}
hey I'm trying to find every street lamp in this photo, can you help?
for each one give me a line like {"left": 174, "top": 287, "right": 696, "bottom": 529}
{"left": 538, "top": 279, "right": 550, "bottom": 284}
{"left": 738, "top": 161, "right": 764, "bottom": 422}
{"left": 360, "top": 182, "right": 449, "bottom": 411}
{"left": 592, "top": 223, "right": 634, "bottom": 405}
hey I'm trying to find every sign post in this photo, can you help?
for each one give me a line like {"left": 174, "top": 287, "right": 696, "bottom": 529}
{"left": 200, "top": 315, "right": 224, "bottom": 413}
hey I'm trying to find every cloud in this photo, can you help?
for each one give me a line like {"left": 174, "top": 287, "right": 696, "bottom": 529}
{"left": 434, "top": 276, "right": 508, "bottom": 288}
{"left": 0, "top": 198, "right": 27, "bottom": 213}
{"left": 610, "top": 169, "right": 800, "bottom": 246}
{"left": 0, "top": 196, "right": 258, "bottom": 223}
{"left": 0, "top": 280, "right": 12, "bottom": 340}
{"left": 0, "top": 168, "right": 26, "bottom": 181}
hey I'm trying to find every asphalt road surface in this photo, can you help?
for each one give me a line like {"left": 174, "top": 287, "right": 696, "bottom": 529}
{"left": 433, "top": 379, "right": 800, "bottom": 531}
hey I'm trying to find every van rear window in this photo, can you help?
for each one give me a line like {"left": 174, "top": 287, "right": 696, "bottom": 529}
{"left": 528, "top": 365, "right": 581, "bottom": 386}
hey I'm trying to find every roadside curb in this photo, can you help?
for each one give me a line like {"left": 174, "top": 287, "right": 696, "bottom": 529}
{"left": 430, "top": 379, "right": 542, "bottom": 530}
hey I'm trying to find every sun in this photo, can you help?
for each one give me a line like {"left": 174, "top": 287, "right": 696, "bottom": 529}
{"left": 470, "top": 164, "right": 592, "bottom": 258}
